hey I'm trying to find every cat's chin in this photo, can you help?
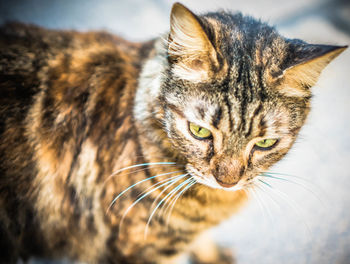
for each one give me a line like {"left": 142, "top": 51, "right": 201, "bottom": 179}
{"left": 186, "top": 165, "right": 244, "bottom": 192}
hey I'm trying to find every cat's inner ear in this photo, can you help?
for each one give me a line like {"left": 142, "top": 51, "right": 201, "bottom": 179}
{"left": 168, "top": 3, "right": 219, "bottom": 82}
{"left": 276, "top": 44, "right": 347, "bottom": 97}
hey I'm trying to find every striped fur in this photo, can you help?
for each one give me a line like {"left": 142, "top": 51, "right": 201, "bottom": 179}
{"left": 0, "top": 3, "right": 346, "bottom": 264}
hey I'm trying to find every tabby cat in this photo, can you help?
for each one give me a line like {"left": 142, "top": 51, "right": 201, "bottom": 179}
{"left": 0, "top": 2, "right": 346, "bottom": 264}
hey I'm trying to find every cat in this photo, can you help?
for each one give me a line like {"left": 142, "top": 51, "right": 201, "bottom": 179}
{"left": 0, "top": 2, "right": 346, "bottom": 264}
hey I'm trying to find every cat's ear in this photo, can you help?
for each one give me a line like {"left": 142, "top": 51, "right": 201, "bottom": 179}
{"left": 277, "top": 44, "right": 347, "bottom": 97}
{"left": 167, "top": 3, "right": 219, "bottom": 82}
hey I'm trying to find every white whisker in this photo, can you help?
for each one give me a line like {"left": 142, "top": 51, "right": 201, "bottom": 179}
{"left": 258, "top": 179, "right": 312, "bottom": 237}
{"left": 255, "top": 180, "right": 280, "bottom": 211}
{"left": 107, "top": 170, "right": 182, "bottom": 213}
{"left": 119, "top": 175, "right": 187, "bottom": 232}
{"left": 165, "top": 178, "right": 196, "bottom": 228}
{"left": 140, "top": 173, "right": 187, "bottom": 202}
{"left": 261, "top": 172, "right": 325, "bottom": 206}
{"left": 254, "top": 182, "right": 279, "bottom": 226}
{"left": 250, "top": 186, "right": 269, "bottom": 224}
{"left": 144, "top": 175, "right": 191, "bottom": 239}
{"left": 104, "top": 162, "right": 179, "bottom": 184}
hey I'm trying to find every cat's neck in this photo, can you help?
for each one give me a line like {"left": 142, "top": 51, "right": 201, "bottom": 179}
{"left": 134, "top": 38, "right": 166, "bottom": 126}
{"left": 134, "top": 37, "right": 177, "bottom": 162}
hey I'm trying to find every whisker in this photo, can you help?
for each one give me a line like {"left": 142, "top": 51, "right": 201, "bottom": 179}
{"left": 257, "top": 178, "right": 272, "bottom": 188}
{"left": 254, "top": 182, "right": 283, "bottom": 239}
{"left": 263, "top": 171, "right": 298, "bottom": 178}
{"left": 261, "top": 173, "right": 325, "bottom": 206}
{"left": 254, "top": 183, "right": 275, "bottom": 224}
{"left": 165, "top": 178, "right": 196, "bottom": 228}
{"left": 156, "top": 178, "right": 189, "bottom": 217}
{"left": 107, "top": 170, "right": 182, "bottom": 212}
{"left": 154, "top": 180, "right": 189, "bottom": 222}
{"left": 104, "top": 167, "right": 163, "bottom": 186}
{"left": 139, "top": 173, "right": 186, "bottom": 201}
{"left": 250, "top": 185, "right": 269, "bottom": 224}
{"left": 112, "top": 162, "right": 177, "bottom": 174}
{"left": 144, "top": 175, "right": 191, "bottom": 239}
{"left": 104, "top": 162, "right": 179, "bottom": 184}
{"left": 263, "top": 171, "right": 318, "bottom": 185}
{"left": 258, "top": 179, "right": 312, "bottom": 236}
{"left": 242, "top": 188, "right": 251, "bottom": 199}
{"left": 118, "top": 175, "right": 186, "bottom": 232}
{"left": 158, "top": 178, "right": 196, "bottom": 222}
{"left": 255, "top": 180, "right": 280, "bottom": 211}
{"left": 162, "top": 178, "right": 196, "bottom": 220}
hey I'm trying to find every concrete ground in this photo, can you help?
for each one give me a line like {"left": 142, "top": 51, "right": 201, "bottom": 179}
{"left": 1, "top": 0, "right": 349, "bottom": 263}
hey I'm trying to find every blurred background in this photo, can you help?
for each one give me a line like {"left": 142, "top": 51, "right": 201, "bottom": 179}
{"left": 1, "top": 0, "right": 349, "bottom": 263}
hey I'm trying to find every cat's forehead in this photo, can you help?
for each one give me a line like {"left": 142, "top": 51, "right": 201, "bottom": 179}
{"left": 166, "top": 85, "right": 288, "bottom": 137}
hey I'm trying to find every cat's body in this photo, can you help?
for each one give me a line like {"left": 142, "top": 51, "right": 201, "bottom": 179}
{"left": 0, "top": 3, "right": 346, "bottom": 264}
{"left": 0, "top": 18, "right": 245, "bottom": 264}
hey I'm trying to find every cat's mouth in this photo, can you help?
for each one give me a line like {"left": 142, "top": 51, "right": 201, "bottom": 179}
{"left": 214, "top": 178, "right": 237, "bottom": 188}
{"left": 186, "top": 165, "right": 244, "bottom": 191}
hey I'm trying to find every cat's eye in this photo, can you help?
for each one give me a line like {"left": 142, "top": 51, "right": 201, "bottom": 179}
{"left": 189, "top": 122, "right": 212, "bottom": 140}
{"left": 255, "top": 139, "right": 278, "bottom": 149}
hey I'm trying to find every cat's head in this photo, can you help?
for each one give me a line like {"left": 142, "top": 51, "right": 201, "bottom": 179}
{"left": 138, "top": 3, "right": 346, "bottom": 190}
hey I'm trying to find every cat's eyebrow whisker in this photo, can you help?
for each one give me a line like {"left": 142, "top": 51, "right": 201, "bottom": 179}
{"left": 165, "top": 178, "right": 196, "bottom": 228}
{"left": 118, "top": 175, "right": 187, "bottom": 233}
{"left": 258, "top": 179, "right": 312, "bottom": 236}
{"left": 107, "top": 170, "right": 183, "bottom": 212}
{"left": 144, "top": 175, "right": 192, "bottom": 239}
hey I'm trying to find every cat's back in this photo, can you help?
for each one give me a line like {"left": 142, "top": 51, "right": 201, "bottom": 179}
{"left": 0, "top": 22, "right": 146, "bottom": 183}
{"left": 0, "top": 22, "right": 142, "bottom": 103}
{"left": 0, "top": 22, "right": 145, "bottom": 135}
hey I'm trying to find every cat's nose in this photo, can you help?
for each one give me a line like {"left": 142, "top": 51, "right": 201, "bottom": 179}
{"left": 211, "top": 159, "right": 242, "bottom": 188}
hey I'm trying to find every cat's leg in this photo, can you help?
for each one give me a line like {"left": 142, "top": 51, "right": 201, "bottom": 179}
{"left": 188, "top": 232, "right": 235, "bottom": 264}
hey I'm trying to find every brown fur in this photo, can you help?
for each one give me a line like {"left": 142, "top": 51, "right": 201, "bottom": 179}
{"left": 0, "top": 20, "right": 245, "bottom": 264}
{"left": 0, "top": 3, "right": 346, "bottom": 264}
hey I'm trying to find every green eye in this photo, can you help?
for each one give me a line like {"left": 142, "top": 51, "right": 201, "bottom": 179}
{"left": 255, "top": 138, "right": 278, "bottom": 149}
{"left": 189, "top": 122, "right": 212, "bottom": 139}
